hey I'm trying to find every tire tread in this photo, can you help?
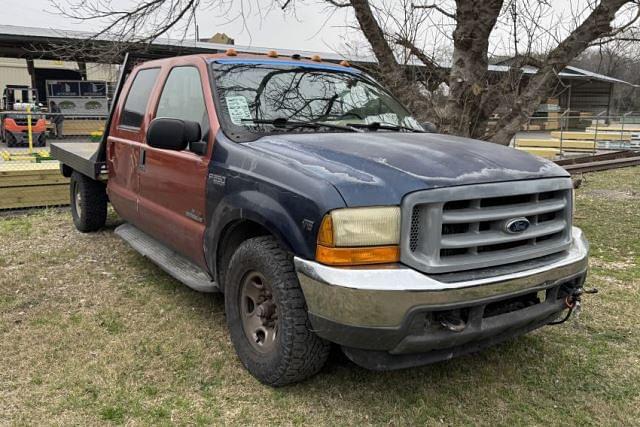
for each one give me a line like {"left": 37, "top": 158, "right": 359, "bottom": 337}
{"left": 70, "top": 171, "right": 107, "bottom": 232}
{"left": 226, "top": 236, "right": 330, "bottom": 386}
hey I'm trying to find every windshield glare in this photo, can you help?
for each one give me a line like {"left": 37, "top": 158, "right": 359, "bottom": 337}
{"left": 212, "top": 63, "right": 423, "bottom": 138}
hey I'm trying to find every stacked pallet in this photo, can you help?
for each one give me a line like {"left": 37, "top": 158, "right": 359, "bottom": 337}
{"left": 522, "top": 98, "right": 561, "bottom": 131}
{"left": 545, "top": 98, "right": 560, "bottom": 130}
{"left": 0, "top": 162, "right": 69, "bottom": 210}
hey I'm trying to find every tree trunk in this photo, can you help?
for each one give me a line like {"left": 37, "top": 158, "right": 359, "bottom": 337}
{"left": 443, "top": 0, "right": 503, "bottom": 138}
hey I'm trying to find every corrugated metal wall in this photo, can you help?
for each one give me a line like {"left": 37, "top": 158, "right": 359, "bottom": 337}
{"left": 0, "top": 58, "right": 32, "bottom": 96}
{"left": 559, "top": 80, "right": 612, "bottom": 114}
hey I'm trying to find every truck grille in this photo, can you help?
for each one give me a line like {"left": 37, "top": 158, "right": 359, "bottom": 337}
{"left": 401, "top": 178, "right": 573, "bottom": 274}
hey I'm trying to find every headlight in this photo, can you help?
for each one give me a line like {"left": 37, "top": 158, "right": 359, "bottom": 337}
{"left": 316, "top": 206, "right": 401, "bottom": 265}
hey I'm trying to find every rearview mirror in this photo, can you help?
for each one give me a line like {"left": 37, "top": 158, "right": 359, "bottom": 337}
{"left": 147, "top": 118, "right": 201, "bottom": 151}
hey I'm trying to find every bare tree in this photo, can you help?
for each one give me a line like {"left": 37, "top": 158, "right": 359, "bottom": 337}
{"left": 52, "top": 0, "right": 640, "bottom": 145}
{"left": 319, "top": 0, "right": 640, "bottom": 144}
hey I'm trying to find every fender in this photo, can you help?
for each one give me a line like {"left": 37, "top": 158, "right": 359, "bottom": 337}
{"left": 203, "top": 132, "right": 347, "bottom": 280}
{"left": 204, "top": 191, "right": 307, "bottom": 276}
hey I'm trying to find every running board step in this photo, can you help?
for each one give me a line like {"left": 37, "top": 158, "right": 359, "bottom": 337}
{"left": 115, "top": 223, "right": 219, "bottom": 293}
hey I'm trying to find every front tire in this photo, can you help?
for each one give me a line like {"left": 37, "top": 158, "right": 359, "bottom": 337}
{"left": 225, "top": 236, "right": 330, "bottom": 386}
{"left": 70, "top": 171, "right": 107, "bottom": 232}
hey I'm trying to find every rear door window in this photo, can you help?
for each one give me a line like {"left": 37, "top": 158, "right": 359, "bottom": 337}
{"left": 120, "top": 68, "right": 160, "bottom": 128}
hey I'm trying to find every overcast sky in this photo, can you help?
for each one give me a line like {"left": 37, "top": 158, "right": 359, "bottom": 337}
{"left": 3, "top": 0, "right": 630, "bottom": 62}
{"left": 3, "top": 0, "right": 355, "bottom": 53}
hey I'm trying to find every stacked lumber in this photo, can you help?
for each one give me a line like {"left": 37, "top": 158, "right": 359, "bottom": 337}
{"left": 515, "top": 147, "right": 559, "bottom": 159}
{"left": 0, "top": 162, "right": 69, "bottom": 210}
{"left": 585, "top": 125, "right": 640, "bottom": 134}
{"left": 62, "top": 119, "right": 106, "bottom": 137}
{"left": 550, "top": 131, "right": 632, "bottom": 142}
{"left": 516, "top": 138, "right": 596, "bottom": 151}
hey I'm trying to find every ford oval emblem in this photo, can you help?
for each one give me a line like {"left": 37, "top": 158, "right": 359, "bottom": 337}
{"left": 505, "top": 217, "right": 530, "bottom": 234}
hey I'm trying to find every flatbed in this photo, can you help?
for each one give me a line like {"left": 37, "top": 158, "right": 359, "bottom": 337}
{"left": 50, "top": 142, "right": 106, "bottom": 180}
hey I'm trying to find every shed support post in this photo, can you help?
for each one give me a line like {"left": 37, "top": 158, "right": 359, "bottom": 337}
{"left": 26, "top": 59, "right": 36, "bottom": 91}
{"left": 77, "top": 61, "right": 87, "bottom": 80}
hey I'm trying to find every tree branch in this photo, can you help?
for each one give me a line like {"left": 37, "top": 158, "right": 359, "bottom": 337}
{"left": 411, "top": 3, "right": 456, "bottom": 20}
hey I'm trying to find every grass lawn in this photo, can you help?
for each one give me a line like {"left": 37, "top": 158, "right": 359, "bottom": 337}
{"left": 1, "top": 167, "right": 639, "bottom": 425}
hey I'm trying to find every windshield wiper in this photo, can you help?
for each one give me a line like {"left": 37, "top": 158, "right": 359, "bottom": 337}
{"left": 346, "top": 122, "right": 424, "bottom": 133}
{"left": 242, "top": 118, "right": 361, "bottom": 132}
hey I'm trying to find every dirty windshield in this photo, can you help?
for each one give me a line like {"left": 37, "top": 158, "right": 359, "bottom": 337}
{"left": 211, "top": 61, "right": 424, "bottom": 140}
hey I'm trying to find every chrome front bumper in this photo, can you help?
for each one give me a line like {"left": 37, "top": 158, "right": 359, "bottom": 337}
{"left": 295, "top": 227, "right": 588, "bottom": 330}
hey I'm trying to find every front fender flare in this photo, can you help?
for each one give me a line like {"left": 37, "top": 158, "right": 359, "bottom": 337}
{"left": 204, "top": 190, "right": 313, "bottom": 280}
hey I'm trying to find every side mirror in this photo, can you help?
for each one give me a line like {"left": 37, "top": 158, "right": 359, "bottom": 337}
{"left": 147, "top": 118, "right": 201, "bottom": 151}
{"left": 421, "top": 122, "right": 437, "bottom": 133}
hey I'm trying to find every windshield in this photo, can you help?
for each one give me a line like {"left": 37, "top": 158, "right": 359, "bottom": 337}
{"left": 211, "top": 62, "right": 424, "bottom": 140}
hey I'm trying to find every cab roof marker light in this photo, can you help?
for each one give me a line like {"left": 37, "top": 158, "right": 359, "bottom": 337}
{"left": 311, "top": 55, "right": 322, "bottom": 62}
{"left": 340, "top": 60, "right": 351, "bottom": 67}
{"left": 210, "top": 58, "right": 362, "bottom": 74}
{"left": 225, "top": 48, "right": 238, "bottom": 56}
{"left": 267, "top": 50, "right": 278, "bottom": 58}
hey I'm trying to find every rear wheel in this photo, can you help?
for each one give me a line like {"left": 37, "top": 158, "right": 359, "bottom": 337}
{"left": 225, "top": 236, "right": 330, "bottom": 386}
{"left": 36, "top": 133, "right": 46, "bottom": 147}
{"left": 70, "top": 171, "right": 107, "bottom": 232}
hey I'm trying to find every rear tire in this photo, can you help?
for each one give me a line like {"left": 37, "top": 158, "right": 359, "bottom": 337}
{"left": 225, "top": 236, "right": 330, "bottom": 386}
{"left": 70, "top": 171, "right": 107, "bottom": 232}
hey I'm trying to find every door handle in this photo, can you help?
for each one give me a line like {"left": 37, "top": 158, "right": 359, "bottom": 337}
{"left": 139, "top": 147, "right": 146, "bottom": 170}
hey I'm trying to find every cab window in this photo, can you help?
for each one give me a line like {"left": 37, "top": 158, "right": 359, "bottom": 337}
{"left": 120, "top": 68, "right": 160, "bottom": 128}
{"left": 156, "top": 66, "right": 209, "bottom": 138}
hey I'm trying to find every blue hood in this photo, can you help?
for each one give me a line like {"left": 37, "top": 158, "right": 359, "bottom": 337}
{"left": 245, "top": 132, "right": 569, "bottom": 206}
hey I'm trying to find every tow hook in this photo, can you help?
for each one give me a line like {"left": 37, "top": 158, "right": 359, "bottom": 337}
{"left": 438, "top": 310, "right": 467, "bottom": 332}
{"left": 550, "top": 286, "right": 598, "bottom": 325}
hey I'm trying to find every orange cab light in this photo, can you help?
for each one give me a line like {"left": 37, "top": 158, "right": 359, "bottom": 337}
{"left": 311, "top": 54, "right": 322, "bottom": 62}
{"left": 339, "top": 60, "right": 351, "bottom": 67}
{"left": 225, "top": 48, "right": 238, "bottom": 56}
{"left": 267, "top": 50, "right": 278, "bottom": 58}
{"left": 316, "top": 245, "right": 400, "bottom": 266}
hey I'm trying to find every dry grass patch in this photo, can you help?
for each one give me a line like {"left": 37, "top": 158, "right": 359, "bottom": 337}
{"left": 1, "top": 167, "right": 639, "bottom": 425}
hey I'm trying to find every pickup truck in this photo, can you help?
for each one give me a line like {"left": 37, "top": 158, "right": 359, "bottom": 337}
{"left": 51, "top": 50, "right": 589, "bottom": 386}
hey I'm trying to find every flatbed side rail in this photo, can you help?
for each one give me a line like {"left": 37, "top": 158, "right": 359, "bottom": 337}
{"left": 50, "top": 142, "right": 106, "bottom": 180}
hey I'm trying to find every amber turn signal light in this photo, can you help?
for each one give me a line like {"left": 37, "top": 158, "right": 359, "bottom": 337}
{"left": 315, "top": 245, "right": 400, "bottom": 266}
{"left": 317, "top": 214, "right": 334, "bottom": 247}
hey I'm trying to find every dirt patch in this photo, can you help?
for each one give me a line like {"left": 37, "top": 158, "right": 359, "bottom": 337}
{"left": 582, "top": 189, "right": 638, "bottom": 200}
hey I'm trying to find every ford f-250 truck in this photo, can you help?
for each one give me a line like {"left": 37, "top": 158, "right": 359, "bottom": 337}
{"left": 51, "top": 50, "right": 590, "bottom": 386}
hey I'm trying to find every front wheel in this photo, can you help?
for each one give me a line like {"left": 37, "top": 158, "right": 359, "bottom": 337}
{"left": 70, "top": 171, "right": 107, "bottom": 232}
{"left": 225, "top": 236, "right": 330, "bottom": 386}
